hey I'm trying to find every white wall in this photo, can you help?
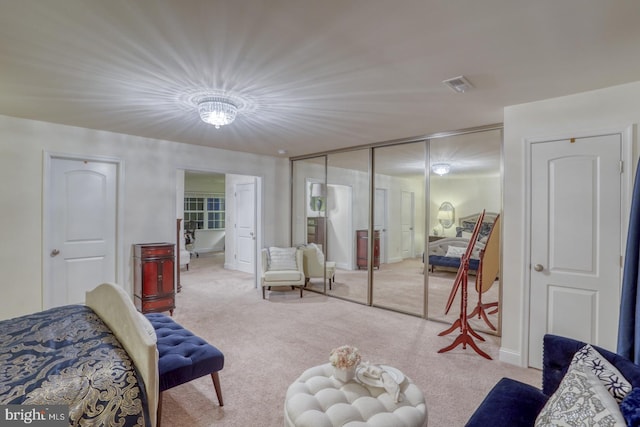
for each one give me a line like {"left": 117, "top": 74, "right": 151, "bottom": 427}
{"left": 374, "top": 173, "right": 426, "bottom": 262}
{"left": 0, "top": 114, "right": 288, "bottom": 320}
{"left": 190, "top": 230, "right": 225, "bottom": 253}
{"left": 185, "top": 173, "right": 225, "bottom": 193}
{"left": 501, "top": 80, "right": 640, "bottom": 366}
{"left": 430, "top": 175, "right": 501, "bottom": 238}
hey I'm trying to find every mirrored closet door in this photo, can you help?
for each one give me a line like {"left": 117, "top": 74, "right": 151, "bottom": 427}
{"left": 324, "top": 149, "right": 370, "bottom": 305}
{"left": 426, "top": 129, "right": 502, "bottom": 334}
{"left": 290, "top": 125, "right": 503, "bottom": 335}
{"left": 292, "top": 156, "right": 328, "bottom": 291}
{"left": 371, "top": 142, "right": 427, "bottom": 316}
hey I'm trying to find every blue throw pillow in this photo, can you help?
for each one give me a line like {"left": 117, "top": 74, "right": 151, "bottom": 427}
{"left": 620, "top": 387, "right": 640, "bottom": 427}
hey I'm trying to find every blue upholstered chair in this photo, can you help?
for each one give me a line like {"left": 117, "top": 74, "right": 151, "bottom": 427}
{"left": 466, "top": 334, "right": 640, "bottom": 426}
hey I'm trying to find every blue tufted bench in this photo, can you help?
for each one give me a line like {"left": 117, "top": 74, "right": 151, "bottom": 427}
{"left": 145, "top": 313, "right": 224, "bottom": 426}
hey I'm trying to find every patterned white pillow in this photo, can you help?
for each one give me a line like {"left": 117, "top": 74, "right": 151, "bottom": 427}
{"left": 535, "top": 360, "right": 626, "bottom": 426}
{"left": 444, "top": 246, "right": 466, "bottom": 258}
{"left": 268, "top": 247, "right": 298, "bottom": 271}
{"left": 570, "top": 344, "right": 632, "bottom": 402}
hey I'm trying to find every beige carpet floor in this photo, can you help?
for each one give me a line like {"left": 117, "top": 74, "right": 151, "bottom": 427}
{"left": 161, "top": 253, "right": 538, "bottom": 426}
{"left": 304, "top": 258, "right": 500, "bottom": 334}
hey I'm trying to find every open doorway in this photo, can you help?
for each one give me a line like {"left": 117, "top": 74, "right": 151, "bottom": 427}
{"left": 183, "top": 171, "right": 226, "bottom": 257}
{"left": 176, "top": 169, "right": 262, "bottom": 289}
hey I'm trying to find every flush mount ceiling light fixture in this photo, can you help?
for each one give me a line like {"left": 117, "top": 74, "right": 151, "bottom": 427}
{"left": 432, "top": 163, "right": 451, "bottom": 176}
{"left": 443, "top": 75, "right": 474, "bottom": 93}
{"left": 197, "top": 96, "right": 238, "bottom": 129}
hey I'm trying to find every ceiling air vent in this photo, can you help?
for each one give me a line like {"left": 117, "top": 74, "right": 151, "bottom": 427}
{"left": 443, "top": 76, "right": 473, "bottom": 93}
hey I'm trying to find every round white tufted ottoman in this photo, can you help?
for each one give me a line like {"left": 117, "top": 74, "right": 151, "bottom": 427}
{"left": 284, "top": 363, "right": 427, "bottom": 427}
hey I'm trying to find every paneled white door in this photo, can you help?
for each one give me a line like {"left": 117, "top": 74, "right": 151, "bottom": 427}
{"left": 327, "top": 184, "right": 352, "bottom": 270}
{"left": 401, "top": 191, "right": 415, "bottom": 259}
{"left": 528, "top": 134, "right": 622, "bottom": 368}
{"left": 374, "top": 188, "right": 387, "bottom": 264}
{"left": 235, "top": 181, "right": 256, "bottom": 275}
{"left": 46, "top": 157, "right": 117, "bottom": 308}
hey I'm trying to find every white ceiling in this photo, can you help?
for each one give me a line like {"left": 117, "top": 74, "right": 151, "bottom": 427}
{"left": 1, "top": 0, "right": 640, "bottom": 159}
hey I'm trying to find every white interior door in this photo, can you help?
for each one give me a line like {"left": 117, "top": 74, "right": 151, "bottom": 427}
{"left": 327, "top": 184, "right": 353, "bottom": 270}
{"left": 528, "top": 134, "right": 622, "bottom": 368}
{"left": 235, "top": 181, "right": 256, "bottom": 274}
{"left": 401, "top": 191, "right": 415, "bottom": 259}
{"left": 374, "top": 188, "right": 387, "bottom": 264}
{"left": 46, "top": 157, "right": 117, "bottom": 308}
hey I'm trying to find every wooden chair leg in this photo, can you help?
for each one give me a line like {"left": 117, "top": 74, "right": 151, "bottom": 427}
{"left": 157, "top": 391, "right": 163, "bottom": 427}
{"left": 211, "top": 372, "right": 224, "bottom": 406}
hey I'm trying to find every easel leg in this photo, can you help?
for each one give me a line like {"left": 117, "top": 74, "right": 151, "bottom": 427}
{"left": 438, "top": 258, "right": 491, "bottom": 359}
{"left": 469, "top": 290, "right": 498, "bottom": 331}
{"left": 438, "top": 333, "right": 492, "bottom": 360}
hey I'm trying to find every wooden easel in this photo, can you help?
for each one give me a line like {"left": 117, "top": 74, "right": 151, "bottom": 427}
{"left": 438, "top": 210, "right": 492, "bottom": 360}
{"left": 468, "top": 214, "right": 501, "bottom": 331}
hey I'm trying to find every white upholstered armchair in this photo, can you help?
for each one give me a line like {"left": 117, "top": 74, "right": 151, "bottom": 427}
{"left": 302, "top": 244, "right": 336, "bottom": 289}
{"left": 261, "top": 247, "right": 305, "bottom": 299}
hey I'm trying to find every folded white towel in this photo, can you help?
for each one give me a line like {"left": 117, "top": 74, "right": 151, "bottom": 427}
{"left": 360, "top": 362, "right": 401, "bottom": 403}
{"left": 381, "top": 371, "right": 401, "bottom": 403}
{"left": 362, "top": 363, "right": 382, "bottom": 379}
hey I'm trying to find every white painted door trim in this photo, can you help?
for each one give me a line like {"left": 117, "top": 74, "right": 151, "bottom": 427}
{"left": 401, "top": 190, "right": 415, "bottom": 259}
{"left": 234, "top": 180, "right": 257, "bottom": 275}
{"left": 176, "top": 167, "right": 263, "bottom": 289}
{"left": 517, "top": 125, "right": 633, "bottom": 367}
{"left": 43, "top": 152, "right": 125, "bottom": 303}
{"left": 254, "top": 176, "right": 263, "bottom": 288}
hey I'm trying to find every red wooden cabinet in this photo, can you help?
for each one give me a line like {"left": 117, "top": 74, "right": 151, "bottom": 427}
{"left": 307, "top": 216, "right": 325, "bottom": 247}
{"left": 356, "top": 230, "right": 380, "bottom": 270}
{"left": 133, "top": 243, "right": 175, "bottom": 315}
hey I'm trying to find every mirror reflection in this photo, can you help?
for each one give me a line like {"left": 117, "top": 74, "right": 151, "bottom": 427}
{"left": 371, "top": 142, "right": 426, "bottom": 316}
{"left": 290, "top": 127, "right": 502, "bottom": 335}
{"left": 292, "top": 157, "right": 328, "bottom": 292}
{"left": 426, "top": 129, "right": 502, "bottom": 334}
{"left": 325, "top": 149, "right": 370, "bottom": 304}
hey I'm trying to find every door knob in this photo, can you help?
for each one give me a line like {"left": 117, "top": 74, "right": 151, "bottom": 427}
{"left": 50, "top": 249, "right": 60, "bottom": 257}
{"left": 534, "top": 264, "right": 544, "bottom": 272}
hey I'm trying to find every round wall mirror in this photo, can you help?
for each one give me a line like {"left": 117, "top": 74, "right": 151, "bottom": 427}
{"left": 437, "top": 201, "right": 455, "bottom": 229}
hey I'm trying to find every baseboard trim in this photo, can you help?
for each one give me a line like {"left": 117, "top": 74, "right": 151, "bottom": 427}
{"left": 499, "top": 347, "right": 525, "bottom": 367}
